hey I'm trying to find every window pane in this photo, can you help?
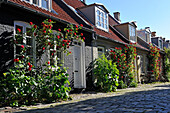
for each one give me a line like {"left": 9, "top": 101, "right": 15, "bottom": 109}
{"left": 101, "top": 23, "right": 104, "bottom": 28}
{"left": 33, "top": 0, "right": 38, "bottom": 5}
{"left": 26, "top": 28, "right": 32, "bottom": 36}
{"left": 42, "top": 0, "right": 48, "bottom": 9}
{"left": 25, "top": 0, "right": 29, "bottom": 2}
{"left": 16, "top": 25, "right": 23, "bottom": 34}
{"left": 97, "top": 21, "right": 101, "bottom": 26}
{"left": 101, "top": 17, "right": 104, "bottom": 22}
{"left": 97, "top": 15, "right": 100, "bottom": 21}
{"left": 105, "top": 14, "right": 107, "bottom": 19}
{"left": 100, "top": 12, "right": 103, "bottom": 17}
{"left": 97, "top": 10, "right": 100, "bottom": 15}
{"left": 26, "top": 38, "right": 32, "bottom": 46}
{"left": 104, "top": 19, "right": 107, "bottom": 24}
{"left": 105, "top": 25, "right": 107, "bottom": 29}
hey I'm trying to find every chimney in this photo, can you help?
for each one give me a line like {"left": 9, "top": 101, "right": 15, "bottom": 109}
{"left": 151, "top": 31, "right": 156, "bottom": 37}
{"left": 163, "top": 38, "right": 165, "bottom": 42}
{"left": 114, "top": 12, "right": 121, "bottom": 22}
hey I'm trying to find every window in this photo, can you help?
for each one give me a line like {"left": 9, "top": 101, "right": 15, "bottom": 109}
{"left": 14, "top": 21, "right": 33, "bottom": 58}
{"left": 96, "top": 8, "right": 108, "bottom": 31}
{"left": 42, "top": 0, "right": 48, "bottom": 9}
{"left": 129, "top": 24, "right": 136, "bottom": 43}
{"left": 23, "top": 0, "right": 51, "bottom": 10}
{"left": 159, "top": 39, "right": 163, "bottom": 49}
{"left": 97, "top": 46, "right": 105, "bottom": 58}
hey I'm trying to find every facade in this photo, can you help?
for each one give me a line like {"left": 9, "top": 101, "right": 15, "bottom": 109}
{"left": 0, "top": 0, "right": 166, "bottom": 90}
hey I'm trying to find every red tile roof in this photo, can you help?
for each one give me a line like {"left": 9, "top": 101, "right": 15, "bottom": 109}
{"left": 9, "top": 0, "right": 78, "bottom": 25}
{"left": 64, "top": 0, "right": 85, "bottom": 9}
{"left": 94, "top": 27, "right": 125, "bottom": 43}
{"left": 136, "top": 43, "right": 149, "bottom": 51}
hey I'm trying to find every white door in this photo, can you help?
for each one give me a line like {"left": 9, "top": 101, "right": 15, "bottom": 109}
{"left": 73, "top": 41, "right": 86, "bottom": 88}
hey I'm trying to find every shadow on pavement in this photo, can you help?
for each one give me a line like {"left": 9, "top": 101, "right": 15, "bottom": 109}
{"left": 17, "top": 88, "right": 170, "bottom": 113}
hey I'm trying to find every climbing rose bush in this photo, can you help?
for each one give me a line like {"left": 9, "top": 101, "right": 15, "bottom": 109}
{"left": 148, "top": 44, "right": 160, "bottom": 79}
{"left": 0, "top": 19, "right": 85, "bottom": 107}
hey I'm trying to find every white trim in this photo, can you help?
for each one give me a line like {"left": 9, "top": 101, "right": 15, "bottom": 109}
{"left": 95, "top": 6, "right": 109, "bottom": 32}
{"left": 21, "top": 0, "right": 52, "bottom": 11}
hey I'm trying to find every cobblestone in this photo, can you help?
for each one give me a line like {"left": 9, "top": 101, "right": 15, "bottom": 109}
{"left": 0, "top": 82, "right": 170, "bottom": 113}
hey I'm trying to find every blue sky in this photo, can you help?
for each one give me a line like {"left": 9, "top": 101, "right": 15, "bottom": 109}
{"left": 86, "top": 0, "right": 170, "bottom": 40}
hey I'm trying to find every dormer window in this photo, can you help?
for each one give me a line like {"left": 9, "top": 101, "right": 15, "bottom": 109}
{"left": 23, "top": 0, "right": 51, "bottom": 10}
{"left": 129, "top": 24, "right": 136, "bottom": 43}
{"left": 96, "top": 7, "right": 108, "bottom": 31}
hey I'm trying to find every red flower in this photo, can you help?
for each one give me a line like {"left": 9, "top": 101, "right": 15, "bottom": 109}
{"left": 21, "top": 45, "right": 24, "bottom": 48}
{"left": 70, "top": 29, "right": 73, "bottom": 31}
{"left": 81, "top": 33, "right": 83, "bottom": 36}
{"left": 17, "top": 28, "right": 21, "bottom": 32}
{"left": 67, "top": 46, "right": 70, "bottom": 48}
{"left": 76, "top": 25, "right": 78, "bottom": 28}
{"left": 43, "top": 47, "right": 45, "bottom": 50}
{"left": 29, "top": 22, "right": 33, "bottom": 25}
{"left": 125, "top": 45, "right": 127, "bottom": 47}
{"left": 123, "top": 67, "right": 125, "bottom": 69}
{"left": 34, "top": 25, "right": 37, "bottom": 29}
{"left": 48, "top": 61, "right": 50, "bottom": 64}
{"left": 83, "top": 37, "right": 85, "bottom": 40}
{"left": 119, "top": 65, "right": 121, "bottom": 67}
{"left": 48, "top": 42, "right": 51, "bottom": 45}
{"left": 49, "top": 25, "right": 52, "bottom": 29}
{"left": 74, "top": 33, "right": 77, "bottom": 35}
{"left": 21, "top": 55, "right": 25, "bottom": 58}
{"left": 27, "top": 62, "right": 31, "bottom": 66}
{"left": 121, "top": 76, "right": 123, "bottom": 78}
{"left": 28, "top": 67, "right": 31, "bottom": 71}
{"left": 67, "top": 43, "right": 69, "bottom": 45}
{"left": 125, "top": 50, "right": 127, "bottom": 53}
{"left": 43, "top": 30, "right": 46, "bottom": 33}
{"left": 51, "top": 53, "right": 54, "bottom": 56}
{"left": 69, "top": 51, "right": 71, "bottom": 54}
{"left": 14, "top": 59, "right": 18, "bottom": 62}
{"left": 80, "top": 24, "right": 83, "bottom": 27}
{"left": 68, "top": 40, "right": 71, "bottom": 43}
{"left": 67, "top": 29, "right": 69, "bottom": 32}
{"left": 57, "top": 35, "right": 60, "bottom": 39}
{"left": 34, "top": 33, "right": 37, "bottom": 36}
{"left": 63, "top": 40, "right": 67, "bottom": 43}
{"left": 29, "top": 65, "right": 32, "bottom": 68}
{"left": 58, "top": 29, "right": 61, "bottom": 31}
{"left": 62, "top": 44, "right": 65, "bottom": 46}
{"left": 48, "top": 19, "right": 52, "bottom": 22}
{"left": 41, "top": 22, "right": 45, "bottom": 26}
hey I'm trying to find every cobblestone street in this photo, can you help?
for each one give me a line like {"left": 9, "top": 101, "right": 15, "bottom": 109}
{"left": 1, "top": 83, "right": 170, "bottom": 113}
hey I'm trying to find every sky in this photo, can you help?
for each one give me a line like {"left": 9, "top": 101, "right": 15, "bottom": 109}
{"left": 86, "top": 0, "right": 170, "bottom": 40}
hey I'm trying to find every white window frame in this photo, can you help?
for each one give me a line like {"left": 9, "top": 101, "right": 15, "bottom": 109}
{"left": 97, "top": 46, "right": 105, "bottom": 58}
{"left": 22, "top": 0, "right": 52, "bottom": 11}
{"left": 95, "top": 7, "right": 109, "bottom": 32}
{"left": 48, "top": 30, "right": 64, "bottom": 70}
{"left": 129, "top": 24, "right": 136, "bottom": 43}
{"left": 14, "top": 21, "right": 36, "bottom": 67}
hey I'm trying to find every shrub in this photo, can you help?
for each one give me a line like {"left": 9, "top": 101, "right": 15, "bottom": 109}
{"left": 0, "top": 19, "right": 84, "bottom": 107}
{"left": 93, "top": 54, "right": 119, "bottom": 92}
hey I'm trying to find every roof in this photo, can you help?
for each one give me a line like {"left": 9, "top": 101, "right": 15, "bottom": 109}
{"left": 64, "top": 0, "right": 126, "bottom": 43}
{"left": 78, "top": 3, "right": 109, "bottom": 13}
{"left": 8, "top": 0, "right": 78, "bottom": 25}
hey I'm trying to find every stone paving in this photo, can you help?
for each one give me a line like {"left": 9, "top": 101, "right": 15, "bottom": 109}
{"left": 0, "top": 82, "right": 170, "bottom": 113}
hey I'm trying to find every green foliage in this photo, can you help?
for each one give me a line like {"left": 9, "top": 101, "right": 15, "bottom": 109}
{"left": 118, "top": 80, "right": 127, "bottom": 89}
{"left": 148, "top": 44, "right": 160, "bottom": 79}
{"left": 164, "top": 47, "right": 170, "bottom": 81}
{"left": 0, "top": 19, "right": 84, "bottom": 107}
{"left": 108, "top": 43, "right": 137, "bottom": 88}
{"left": 93, "top": 54, "right": 119, "bottom": 92}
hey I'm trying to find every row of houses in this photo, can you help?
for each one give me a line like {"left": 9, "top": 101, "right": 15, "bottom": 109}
{"left": 0, "top": 0, "right": 169, "bottom": 90}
